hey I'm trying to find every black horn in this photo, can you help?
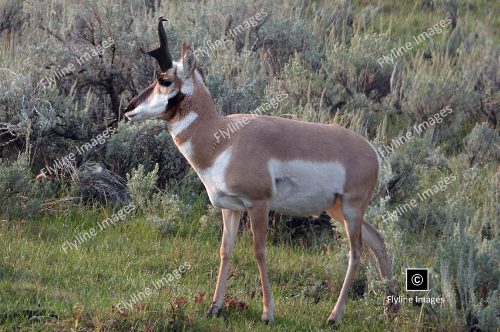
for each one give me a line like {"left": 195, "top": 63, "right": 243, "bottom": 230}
{"left": 147, "top": 17, "right": 173, "bottom": 71}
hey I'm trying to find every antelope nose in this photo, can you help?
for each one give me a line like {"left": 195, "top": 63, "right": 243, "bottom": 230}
{"left": 124, "top": 103, "right": 133, "bottom": 113}
{"left": 124, "top": 102, "right": 136, "bottom": 120}
{"left": 124, "top": 109, "right": 134, "bottom": 121}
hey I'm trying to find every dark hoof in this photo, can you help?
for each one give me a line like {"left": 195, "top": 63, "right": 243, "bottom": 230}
{"left": 327, "top": 319, "right": 338, "bottom": 328}
{"left": 261, "top": 313, "right": 275, "bottom": 324}
{"left": 205, "top": 304, "right": 222, "bottom": 317}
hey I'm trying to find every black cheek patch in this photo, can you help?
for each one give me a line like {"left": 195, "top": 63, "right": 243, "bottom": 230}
{"left": 165, "top": 92, "right": 185, "bottom": 112}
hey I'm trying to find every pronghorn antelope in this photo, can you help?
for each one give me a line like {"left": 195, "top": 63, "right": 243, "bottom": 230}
{"left": 125, "top": 17, "right": 398, "bottom": 325}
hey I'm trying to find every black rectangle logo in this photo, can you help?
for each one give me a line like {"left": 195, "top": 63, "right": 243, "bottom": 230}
{"left": 405, "top": 268, "right": 429, "bottom": 291}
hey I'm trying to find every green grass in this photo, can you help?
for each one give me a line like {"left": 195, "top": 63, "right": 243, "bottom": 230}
{"left": 0, "top": 211, "right": 460, "bottom": 331}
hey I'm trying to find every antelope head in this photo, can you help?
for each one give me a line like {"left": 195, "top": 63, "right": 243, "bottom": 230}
{"left": 125, "top": 17, "right": 202, "bottom": 122}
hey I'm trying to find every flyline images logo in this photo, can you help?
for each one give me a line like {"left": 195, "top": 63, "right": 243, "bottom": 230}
{"left": 386, "top": 268, "right": 445, "bottom": 307}
{"left": 405, "top": 268, "right": 429, "bottom": 291}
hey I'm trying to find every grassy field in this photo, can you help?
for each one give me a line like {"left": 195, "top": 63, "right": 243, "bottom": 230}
{"left": 0, "top": 209, "right": 461, "bottom": 331}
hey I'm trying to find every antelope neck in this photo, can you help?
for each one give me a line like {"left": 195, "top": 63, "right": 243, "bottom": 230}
{"left": 166, "top": 91, "right": 224, "bottom": 169}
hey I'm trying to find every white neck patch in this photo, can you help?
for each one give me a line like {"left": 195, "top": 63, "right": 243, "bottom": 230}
{"left": 178, "top": 139, "right": 194, "bottom": 162}
{"left": 169, "top": 111, "right": 198, "bottom": 138}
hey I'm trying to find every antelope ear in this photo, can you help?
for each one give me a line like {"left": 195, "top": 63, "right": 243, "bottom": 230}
{"left": 181, "top": 42, "right": 196, "bottom": 79}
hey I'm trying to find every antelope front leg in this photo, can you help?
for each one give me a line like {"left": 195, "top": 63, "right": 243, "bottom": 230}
{"left": 206, "top": 209, "right": 241, "bottom": 317}
{"left": 248, "top": 200, "right": 275, "bottom": 323}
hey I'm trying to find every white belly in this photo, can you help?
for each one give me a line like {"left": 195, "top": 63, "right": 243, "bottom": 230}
{"left": 267, "top": 159, "right": 346, "bottom": 216}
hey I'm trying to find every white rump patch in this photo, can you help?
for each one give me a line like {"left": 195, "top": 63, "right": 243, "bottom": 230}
{"left": 267, "top": 159, "right": 346, "bottom": 216}
{"left": 169, "top": 112, "right": 198, "bottom": 138}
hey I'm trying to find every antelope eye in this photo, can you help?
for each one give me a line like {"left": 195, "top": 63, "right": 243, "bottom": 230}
{"left": 158, "top": 78, "right": 172, "bottom": 87}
